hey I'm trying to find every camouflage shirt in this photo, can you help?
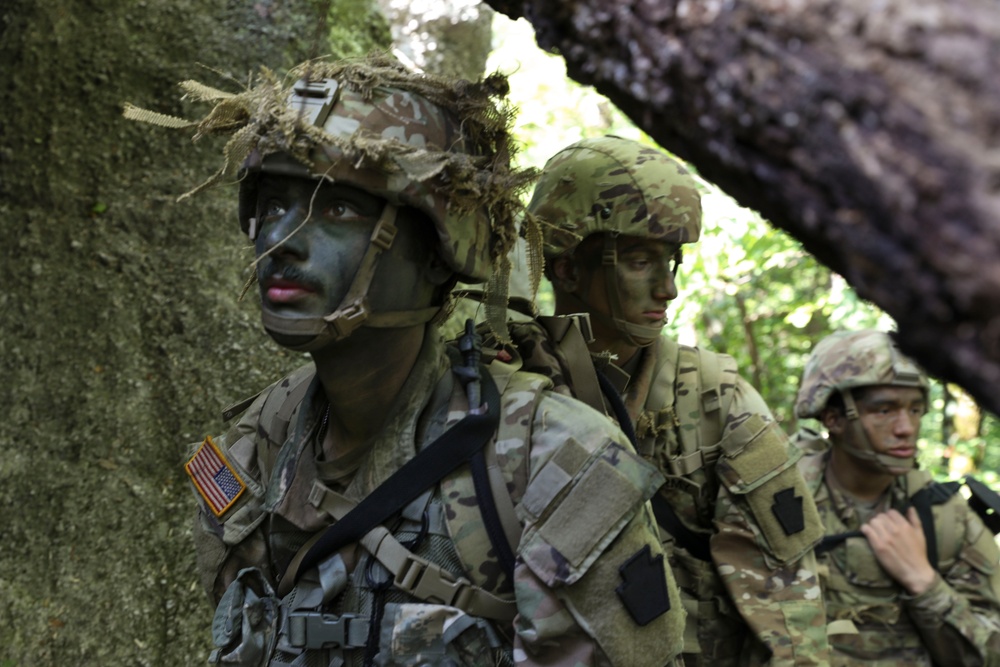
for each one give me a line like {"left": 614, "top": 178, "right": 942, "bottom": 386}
{"left": 507, "top": 319, "right": 829, "bottom": 666}
{"left": 187, "top": 331, "right": 686, "bottom": 666}
{"left": 798, "top": 445, "right": 1000, "bottom": 666}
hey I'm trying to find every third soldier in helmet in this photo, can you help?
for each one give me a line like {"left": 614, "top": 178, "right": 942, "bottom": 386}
{"left": 503, "top": 135, "right": 829, "bottom": 665}
{"left": 796, "top": 329, "right": 1000, "bottom": 666}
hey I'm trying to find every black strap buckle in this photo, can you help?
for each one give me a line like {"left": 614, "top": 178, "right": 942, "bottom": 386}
{"left": 286, "top": 611, "right": 368, "bottom": 649}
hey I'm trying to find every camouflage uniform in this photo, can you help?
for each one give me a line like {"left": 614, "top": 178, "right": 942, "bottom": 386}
{"left": 196, "top": 332, "right": 685, "bottom": 666}
{"left": 129, "top": 57, "right": 686, "bottom": 666}
{"left": 795, "top": 330, "right": 1000, "bottom": 666}
{"left": 513, "top": 136, "right": 828, "bottom": 666}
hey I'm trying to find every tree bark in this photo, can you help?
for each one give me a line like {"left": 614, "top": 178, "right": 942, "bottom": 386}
{"left": 0, "top": 1, "right": 388, "bottom": 663}
{"left": 486, "top": 0, "right": 1000, "bottom": 415}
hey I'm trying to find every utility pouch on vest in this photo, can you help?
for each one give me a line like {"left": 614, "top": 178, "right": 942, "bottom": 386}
{"left": 517, "top": 436, "right": 665, "bottom": 586}
{"left": 210, "top": 567, "right": 280, "bottom": 666}
{"left": 375, "top": 602, "right": 508, "bottom": 666}
{"left": 717, "top": 415, "right": 822, "bottom": 564}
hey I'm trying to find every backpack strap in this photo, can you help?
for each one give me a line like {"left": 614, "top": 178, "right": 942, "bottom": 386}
{"left": 965, "top": 476, "right": 1000, "bottom": 534}
{"left": 537, "top": 314, "right": 606, "bottom": 415}
{"left": 674, "top": 345, "right": 703, "bottom": 460}
{"left": 906, "top": 470, "right": 963, "bottom": 571}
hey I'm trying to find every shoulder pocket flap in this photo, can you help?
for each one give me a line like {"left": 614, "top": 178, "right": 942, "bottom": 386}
{"left": 717, "top": 418, "right": 798, "bottom": 494}
{"left": 519, "top": 439, "right": 664, "bottom": 587}
{"left": 717, "top": 422, "right": 822, "bottom": 564}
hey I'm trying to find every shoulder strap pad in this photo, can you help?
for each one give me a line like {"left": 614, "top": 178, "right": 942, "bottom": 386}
{"left": 965, "top": 476, "right": 1000, "bottom": 535}
{"left": 907, "top": 472, "right": 963, "bottom": 571}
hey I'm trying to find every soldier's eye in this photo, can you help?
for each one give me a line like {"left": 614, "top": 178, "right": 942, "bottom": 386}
{"left": 261, "top": 199, "right": 286, "bottom": 219}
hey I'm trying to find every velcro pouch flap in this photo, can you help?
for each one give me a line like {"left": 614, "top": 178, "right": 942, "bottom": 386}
{"left": 717, "top": 417, "right": 823, "bottom": 563}
{"left": 518, "top": 437, "right": 664, "bottom": 587}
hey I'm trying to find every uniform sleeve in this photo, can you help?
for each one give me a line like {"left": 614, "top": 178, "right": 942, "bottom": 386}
{"left": 902, "top": 506, "right": 1000, "bottom": 667}
{"left": 187, "top": 395, "right": 272, "bottom": 604}
{"left": 512, "top": 391, "right": 685, "bottom": 667}
{"left": 712, "top": 377, "right": 830, "bottom": 666}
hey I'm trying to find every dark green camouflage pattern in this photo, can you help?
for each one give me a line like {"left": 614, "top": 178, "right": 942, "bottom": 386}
{"left": 795, "top": 330, "right": 929, "bottom": 419}
{"left": 527, "top": 135, "right": 702, "bottom": 258}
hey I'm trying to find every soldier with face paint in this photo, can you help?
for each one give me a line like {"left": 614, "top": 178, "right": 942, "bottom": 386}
{"left": 501, "top": 135, "right": 829, "bottom": 666}
{"left": 796, "top": 329, "right": 1000, "bottom": 666}
{"left": 126, "top": 57, "right": 686, "bottom": 666}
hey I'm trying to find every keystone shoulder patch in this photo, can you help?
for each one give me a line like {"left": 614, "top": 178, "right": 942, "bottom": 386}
{"left": 771, "top": 487, "right": 805, "bottom": 535}
{"left": 616, "top": 545, "right": 670, "bottom": 626}
{"left": 185, "top": 436, "right": 246, "bottom": 517}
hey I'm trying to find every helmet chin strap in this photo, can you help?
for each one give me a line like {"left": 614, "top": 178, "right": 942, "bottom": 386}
{"left": 259, "top": 203, "right": 440, "bottom": 353}
{"left": 837, "top": 390, "right": 916, "bottom": 472}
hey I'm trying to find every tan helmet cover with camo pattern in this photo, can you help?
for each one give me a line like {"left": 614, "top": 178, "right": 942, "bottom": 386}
{"left": 796, "top": 329, "right": 929, "bottom": 472}
{"left": 528, "top": 135, "right": 702, "bottom": 259}
{"left": 123, "top": 54, "right": 537, "bottom": 344}
{"left": 795, "top": 329, "right": 929, "bottom": 419}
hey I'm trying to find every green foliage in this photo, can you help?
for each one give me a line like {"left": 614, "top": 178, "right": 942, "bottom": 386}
{"left": 485, "top": 13, "right": 997, "bottom": 479}
{"left": 326, "top": 0, "right": 392, "bottom": 59}
{"left": 664, "top": 188, "right": 890, "bottom": 429}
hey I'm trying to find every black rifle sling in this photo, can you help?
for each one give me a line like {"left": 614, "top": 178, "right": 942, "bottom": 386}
{"left": 816, "top": 481, "right": 962, "bottom": 568}
{"left": 595, "top": 367, "right": 638, "bottom": 446}
{"left": 650, "top": 494, "right": 712, "bottom": 562}
{"left": 965, "top": 476, "right": 1000, "bottom": 535}
{"left": 470, "top": 448, "right": 517, "bottom": 579}
{"left": 815, "top": 530, "right": 863, "bottom": 556}
{"left": 294, "top": 369, "right": 501, "bottom": 583}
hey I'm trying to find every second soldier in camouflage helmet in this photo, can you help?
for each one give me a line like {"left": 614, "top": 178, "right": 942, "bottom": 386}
{"left": 496, "top": 135, "right": 829, "bottom": 665}
{"left": 128, "top": 58, "right": 686, "bottom": 665}
{"left": 795, "top": 329, "right": 1000, "bottom": 665}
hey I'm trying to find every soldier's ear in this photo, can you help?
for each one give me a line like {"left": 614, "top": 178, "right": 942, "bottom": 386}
{"left": 549, "top": 255, "right": 580, "bottom": 293}
{"left": 821, "top": 407, "right": 845, "bottom": 436}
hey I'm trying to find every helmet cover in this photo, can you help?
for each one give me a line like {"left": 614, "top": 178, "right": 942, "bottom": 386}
{"left": 123, "top": 54, "right": 540, "bottom": 339}
{"left": 528, "top": 135, "right": 702, "bottom": 258}
{"left": 796, "top": 329, "right": 929, "bottom": 419}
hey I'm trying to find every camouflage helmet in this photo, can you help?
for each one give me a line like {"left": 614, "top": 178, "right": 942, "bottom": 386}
{"left": 528, "top": 135, "right": 702, "bottom": 258}
{"left": 238, "top": 78, "right": 491, "bottom": 283}
{"left": 795, "top": 330, "right": 929, "bottom": 419}
{"left": 123, "top": 54, "right": 536, "bottom": 343}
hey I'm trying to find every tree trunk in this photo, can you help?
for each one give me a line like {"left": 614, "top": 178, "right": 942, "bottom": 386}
{"left": 0, "top": 1, "right": 387, "bottom": 663}
{"left": 486, "top": 0, "right": 1000, "bottom": 416}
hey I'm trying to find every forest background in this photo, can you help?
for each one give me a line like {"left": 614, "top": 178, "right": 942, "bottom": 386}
{"left": 1, "top": 0, "right": 995, "bottom": 664}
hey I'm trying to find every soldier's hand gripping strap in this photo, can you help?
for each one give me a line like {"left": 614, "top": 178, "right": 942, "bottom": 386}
{"left": 966, "top": 476, "right": 1000, "bottom": 535}
{"left": 293, "top": 369, "right": 501, "bottom": 583}
{"left": 717, "top": 415, "right": 823, "bottom": 564}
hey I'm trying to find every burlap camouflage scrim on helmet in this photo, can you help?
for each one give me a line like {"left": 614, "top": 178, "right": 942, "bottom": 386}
{"left": 122, "top": 53, "right": 539, "bottom": 339}
{"left": 527, "top": 135, "right": 702, "bottom": 258}
{"left": 795, "top": 329, "right": 929, "bottom": 419}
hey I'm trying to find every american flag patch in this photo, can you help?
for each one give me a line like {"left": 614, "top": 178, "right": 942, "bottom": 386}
{"left": 185, "top": 436, "right": 246, "bottom": 517}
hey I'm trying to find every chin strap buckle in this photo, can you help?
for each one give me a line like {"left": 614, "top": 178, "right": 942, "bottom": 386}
{"left": 325, "top": 299, "right": 369, "bottom": 340}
